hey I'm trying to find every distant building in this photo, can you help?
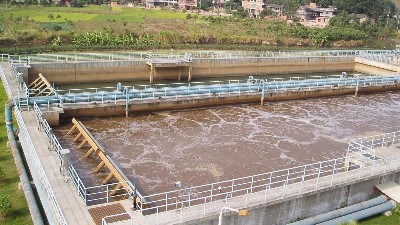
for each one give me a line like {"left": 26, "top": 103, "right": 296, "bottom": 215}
{"left": 242, "top": 0, "right": 265, "bottom": 18}
{"left": 295, "top": 2, "right": 336, "bottom": 28}
{"left": 355, "top": 14, "right": 367, "bottom": 22}
{"left": 146, "top": 0, "right": 177, "bottom": 8}
{"left": 178, "top": 0, "right": 197, "bottom": 11}
{"left": 267, "top": 4, "right": 283, "bottom": 16}
{"left": 241, "top": 0, "right": 283, "bottom": 18}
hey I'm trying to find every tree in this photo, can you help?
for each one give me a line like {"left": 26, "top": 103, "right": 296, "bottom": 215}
{"left": 329, "top": 13, "right": 350, "bottom": 27}
{"left": 70, "top": 0, "right": 84, "bottom": 7}
{"left": 332, "top": 0, "right": 396, "bottom": 19}
{"left": 315, "top": 0, "right": 332, "bottom": 7}
{"left": 200, "top": 0, "right": 213, "bottom": 10}
{"left": 267, "top": 0, "right": 302, "bottom": 16}
{"left": 224, "top": 0, "right": 241, "bottom": 11}
{"left": 233, "top": 6, "right": 247, "bottom": 18}
{"left": 260, "top": 9, "right": 278, "bottom": 17}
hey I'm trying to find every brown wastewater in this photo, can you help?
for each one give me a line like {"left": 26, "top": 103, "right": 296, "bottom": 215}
{"left": 54, "top": 91, "right": 400, "bottom": 196}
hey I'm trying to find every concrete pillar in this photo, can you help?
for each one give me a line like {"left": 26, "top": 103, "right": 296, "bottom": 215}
{"left": 150, "top": 64, "right": 154, "bottom": 84}
{"left": 188, "top": 66, "right": 192, "bottom": 82}
{"left": 178, "top": 66, "right": 182, "bottom": 81}
{"left": 355, "top": 76, "right": 360, "bottom": 97}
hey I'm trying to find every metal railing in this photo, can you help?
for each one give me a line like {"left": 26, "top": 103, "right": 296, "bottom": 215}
{"left": 0, "top": 54, "right": 10, "bottom": 62}
{"left": 102, "top": 152, "right": 400, "bottom": 225}
{"left": 135, "top": 157, "right": 347, "bottom": 212}
{"left": 349, "top": 131, "right": 400, "bottom": 149}
{"left": 15, "top": 104, "right": 67, "bottom": 225}
{"left": 358, "top": 52, "right": 400, "bottom": 65}
{"left": 0, "top": 65, "right": 13, "bottom": 98}
{"left": 0, "top": 50, "right": 396, "bottom": 63}
{"left": 33, "top": 102, "right": 133, "bottom": 205}
{"left": 100, "top": 129, "right": 400, "bottom": 224}
{"left": 347, "top": 131, "right": 400, "bottom": 166}
{"left": 56, "top": 75, "right": 400, "bottom": 106}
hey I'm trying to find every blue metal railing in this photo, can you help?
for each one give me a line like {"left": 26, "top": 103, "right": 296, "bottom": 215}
{"left": 53, "top": 75, "right": 400, "bottom": 106}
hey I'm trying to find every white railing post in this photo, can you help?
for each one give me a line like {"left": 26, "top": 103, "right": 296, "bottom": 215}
{"left": 330, "top": 159, "right": 337, "bottom": 186}
{"left": 316, "top": 163, "right": 321, "bottom": 189}
{"left": 250, "top": 176, "right": 254, "bottom": 193}
{"left": 107, "top": 185, "right": 109, "bottom": 203}
{"left": 264, "top": 184, "right": 270, "bottom": 202}
{"left": 165, "top": 193, "right": 168, "bottom": 211}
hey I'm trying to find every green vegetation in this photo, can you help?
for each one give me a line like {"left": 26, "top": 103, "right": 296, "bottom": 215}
{"left": 358, "top": 204, "right": 400, "bottom": 225}
{"left": 0, "top": 3, "right": 398, "bottom": 53}
{"left": 0, "top": 195, "right": 12, "bottom": 220}
{"left": 358, "top": 213, "right": 399, "bottom": 225}
{"left": 0, "top": 83, "right": 32, "bottom": 224}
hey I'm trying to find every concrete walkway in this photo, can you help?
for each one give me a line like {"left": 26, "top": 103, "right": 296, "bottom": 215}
{"left": 108, "top": 158, "right": 400, "bottom": 225}
{"left": 1, "top": 62, "right": 95, "bottom": 225}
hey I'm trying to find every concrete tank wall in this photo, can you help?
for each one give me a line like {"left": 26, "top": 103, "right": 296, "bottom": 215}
{"left": 354, "top": 57, "right": 399, "bottom": 75}
{"left": 192, "top": 57, "right": 355, "bottom": 78}
{"left": 28, "top": 57, "right": 355, "bottom": 85}
{"left": 28, "top": 60, "right": 149, "bottom": 84}
{"left": 183, "top": 171, "right": 400, "bottom": 225}
{"left": 60, "top": 84, "right": 400, "bottom": 118}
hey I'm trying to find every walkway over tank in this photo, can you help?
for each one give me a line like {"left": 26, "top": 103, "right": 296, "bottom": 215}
{"left": 146, "top": 58, "right": 192, "bottom": 83}
{"left": 376, "top": 181, "right": 400, "bottom": 203}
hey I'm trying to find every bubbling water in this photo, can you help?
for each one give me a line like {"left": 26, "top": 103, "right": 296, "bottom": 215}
{"left": 54, "top": 92, "right": 400, "bottom": 195}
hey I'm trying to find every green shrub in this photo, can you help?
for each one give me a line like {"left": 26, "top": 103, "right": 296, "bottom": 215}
{"left": 0, "top": 195, "right": 12, "bottom": 218}
{"left": 0, "top": 23, "right": 6, "bottom": 34}
{"left": 40, "top": 22, "right": 73, "bottom": 31}
{"left": 48, "top": 14, "right": 54, "bottom": 20}
{"left": 0, "top": 166, "right": 4, "bottom": 180}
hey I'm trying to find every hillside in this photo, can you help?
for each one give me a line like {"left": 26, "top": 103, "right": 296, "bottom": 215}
{"left": 392, "top": 0, "right": 400, "bottom": 9}
{"left": 0, "top": 5, "right": 398, "bottom": 53}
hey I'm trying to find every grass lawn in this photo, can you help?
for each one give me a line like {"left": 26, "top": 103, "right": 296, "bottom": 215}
{"left": 0, "top": 5, "right": 186, "bottom": 23}
{"left": 358, "top": 206, "right": 400, "bottom": 225}
{"left": 0, "top": 78, "right": 32, "bottom": 224}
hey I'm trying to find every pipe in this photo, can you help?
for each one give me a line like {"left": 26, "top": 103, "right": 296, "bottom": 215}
{"left": 318, "top": 200, "right": 397, "bottom": 225}
{"left": 23, "top": 76, "right": 400, "bottom": 106}
{"left": 5, "top": 100, "right": 45, "bottom": 225}
{"left": 18, "top": 131, "right": 57, "bottom": 225}
{"left": 288, "top": 195, "right": 388, "bottom": 225}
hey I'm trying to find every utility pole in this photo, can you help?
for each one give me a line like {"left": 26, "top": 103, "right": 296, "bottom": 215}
{"left": 217, "top": 0, "right": 219, "bottom": 16}
{"left": 386, "top": 9, "right": 391, "bottom": 28}
{"left": 198, "top": 0, "right": 201, "bottom": 14}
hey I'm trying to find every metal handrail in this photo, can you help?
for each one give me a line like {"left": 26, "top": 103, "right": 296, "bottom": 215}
{"left": 129, "top": 128, "right": 400, "bottom": 216}
{"left": 102, "top": 152, "right": 400, "bottom": 225}
{"left": 2, "top": 50, "right": 396, "bottom": 63}
{"left": 33, "top": 102, "right": 133, "bottom": 205}
{"left": 56, "top": 75, "right": 400, "bottom": 106}
{"left": 0, "top": 66, "right": 13, "bottom": 98}
{"left": 15, "top": 104, "right": 67, "bottom": 225}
